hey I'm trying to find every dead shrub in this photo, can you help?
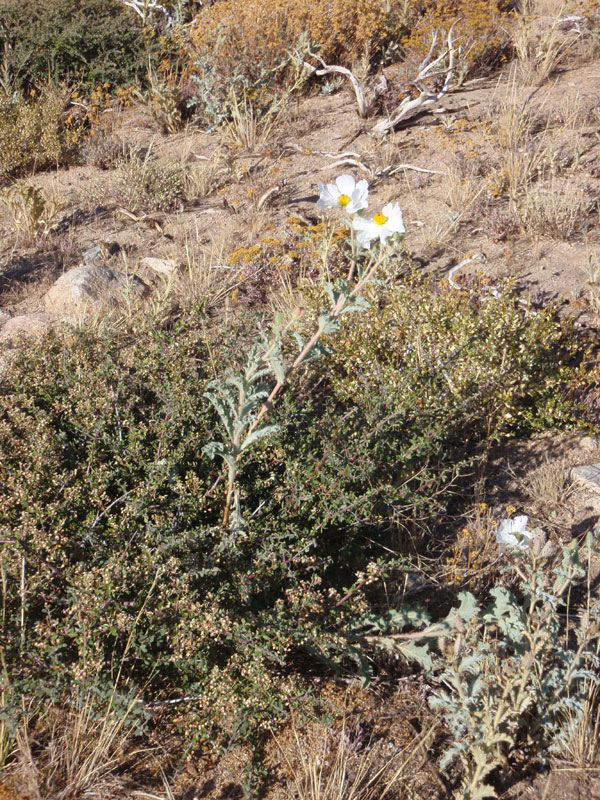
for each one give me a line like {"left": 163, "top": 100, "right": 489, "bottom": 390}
{"left": 185, "top": 0, "right": 408, "bottom": 85}
{"left": 400, "top": 0, "right": 514, "bottom": 85}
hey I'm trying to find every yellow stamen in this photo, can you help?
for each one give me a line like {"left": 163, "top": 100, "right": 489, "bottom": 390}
{"left": 337, "top": 194, "right": 351, "bottom": 207}
{"left": 374, "top": 213, "right": 387, "bottom": 225}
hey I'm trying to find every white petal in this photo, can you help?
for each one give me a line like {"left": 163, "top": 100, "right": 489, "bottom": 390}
{"left": 317, "top": 184, "right": 337, "bottom": 209}
{"left": 382, "top": 203, "right": 405, "bottom": 234}
{"left": 356, "top": 231, "right": 372, "bottom": 249}
{"left": 346, "top": 198, "right": 367, "bottom": 214}
{"left": 496, "top": 517, "right": 533, "bottom": 549}
{"left": 364, "top": 221, "right": 381, "bottom": 239}
{"left": 335, "top": 175, "right": 356, "bottom": 195}
{"left": 512, "top": 515, "right": 529, "bottom": 532}
{"left": 351, "top": 181, "right": 369, "bottom": 210}
{"left": 348, "top": 195, "right": 368, "bottom": 213}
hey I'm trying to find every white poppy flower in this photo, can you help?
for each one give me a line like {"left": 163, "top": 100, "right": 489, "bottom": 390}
{"left": 496, "top": 515, "right": 533, "bottom": 550}
{"left": 352, "top": 202, "right": 405, "bottom": 249}
{"left": 316, "top": 174, "right": 369, "bottom": 214}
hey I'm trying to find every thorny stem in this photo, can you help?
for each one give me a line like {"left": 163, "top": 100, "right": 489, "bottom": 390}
{"left": 221, "top": 319, "right": 297, "bottom": 526}
{"left": 247, "top": 249, "right": 382, "bottom": 437}
{"left": 221, "top": 243, "right": 384, "bottom": 525}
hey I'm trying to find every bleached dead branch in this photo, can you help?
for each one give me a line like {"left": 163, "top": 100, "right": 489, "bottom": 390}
{"left": 372, "top": 24, "right": 459, "bottom": 135}
{"left": 300, "top": 51, "right": 385, "bottom": 118}
{"left": 120, "top": 0, "right": 173, "bottom": 27}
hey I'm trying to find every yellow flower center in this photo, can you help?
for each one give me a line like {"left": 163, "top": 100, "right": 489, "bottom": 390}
{"left": 337, "top": 194, "right": 351, "bottom": 207}
{"left": 374, "top": 213, "right": 387, "bottom": 226}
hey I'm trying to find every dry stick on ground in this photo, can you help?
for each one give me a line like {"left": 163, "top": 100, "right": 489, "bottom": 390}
{"left": 321, "top": 157, "right": 446, "bottom": 176}
{"left": 372, "top": 23, "right": 459, "bottom": 135}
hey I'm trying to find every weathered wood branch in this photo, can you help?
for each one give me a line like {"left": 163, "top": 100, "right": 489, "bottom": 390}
{"left": 372, "top": 23, "right": 458, "bottom": 135}
{"left": 301, "top": 51, "right": 386, "bottom": 118}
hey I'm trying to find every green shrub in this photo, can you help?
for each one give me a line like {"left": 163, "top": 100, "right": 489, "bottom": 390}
{"left": 0, "top": 321, "right": 368, "bottom": 747}
{"left": 0, "top": 275, "right": 592, "bottom": 751}
{"left": 0, "top": 85, "right": 79, "bottom": 183}
{"left": 326, "top": 276, "right": 581, "bottom": 441}
{"left": 0, "top": 0, "right": 153, "bottom": 91}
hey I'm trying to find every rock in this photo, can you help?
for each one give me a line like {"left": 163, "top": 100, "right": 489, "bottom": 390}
{"left": 139, "top": 256, "right": 179, "bottom": 277}
{"left": 44, "top": 265, "right": 149, "bottom": 314}
{"left": 0, "top": 309, "right": 10, "bottom": 325}
{"left": 82, "top": 242, "right": 121, "bottom": 265}
{"left": 571, "top": 463, "right": 600, "bottom": 493}
{"left": 0, "top": 313, "right": 73, "bottom": 346}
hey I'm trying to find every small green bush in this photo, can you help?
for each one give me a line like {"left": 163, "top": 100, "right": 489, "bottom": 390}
{"left": 326, "top": 276, "right": 580, "bottom": 441}
{"left": 0, "top": 85, "right": 78, "bottom": 183}
{"left": 0, "top": 276, "right": 592, "bottom": 750}
{"left": 0, "top": 0, "right": 153, "bottom": 91}
{"left": 0, "top": 321, "right": 366, "bottom": 747}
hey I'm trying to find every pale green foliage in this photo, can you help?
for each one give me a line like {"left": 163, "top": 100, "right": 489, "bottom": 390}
{"left": 203, "top": 249, "right": 381, "bottom": 526}
{"left": 0, "top": 85, "right": 77, "bottom": 183}
{"left": 117, "top": 148, "right": 186, "bottom": 212}
{"left": 203, "top": 341, "right": 282, "bottom": 529}
{"left": 357, "top": 533, "right": 600, "bottom": 799}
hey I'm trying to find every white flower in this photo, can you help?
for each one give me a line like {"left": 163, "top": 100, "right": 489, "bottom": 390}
{"left": 317, "top": 175, "right": 369, "bottom": 214}
{"left": 352, "top": 202, "right": 405, "bottom": 249}
{"left": 496, "top": 515, "right": 533, "bottom": 550}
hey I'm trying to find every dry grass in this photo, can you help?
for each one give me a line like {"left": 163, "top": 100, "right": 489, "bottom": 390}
{"left": 562, "top": 679, "right": 600, "bottom": 767}
{"left": 5, "top": 691, "right": 142, "bottom": 800}
{"left": 511, "top": 0, "right": 580, "bottom": 86}
{"left": 483, "top": 77, "right": 589, "bottom": 238}
{"left": 519, "top": 456, "right": 574, "bottom": 508}
{"left": 521, "top": 179, "right": 591, "bottom": 239}
{"left": 0, "top": 183, "right": 64, "bottom": 245}
{"left": 168, "top": 241, "right": 245, "bottom": 313}
{"left": 184, "top": 156, "right": 222, "bottom": 201}
{"left": 443, "top": 160, "right": 486, "bottom": 220}
{"left": 486, "top": 84, "right": 552, "bottom": 203}
{"left": 222, "top": 63, "right": 308, "bottom": 153}
{"left": 278, "top": 715, "right": 437, "bottom": 800}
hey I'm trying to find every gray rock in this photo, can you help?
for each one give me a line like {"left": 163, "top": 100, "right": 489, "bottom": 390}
{"left": 571, "top": 463, "right": 600, "bottom": 493}
{"left": 82, "top": 242, "right": 121, "bottom": 265}
{"left": 0, "top": 313, "right": 73, "bottom": 346}
{"left": 44, "top": 264, "right": 149, "bottom": 314}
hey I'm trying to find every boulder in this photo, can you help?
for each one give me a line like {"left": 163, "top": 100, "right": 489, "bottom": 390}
{"left": 0, "top": 313, "right": 72, "bottom": 346}
{"left": 44, "top": 265, "right": 149, "bottom": 314}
